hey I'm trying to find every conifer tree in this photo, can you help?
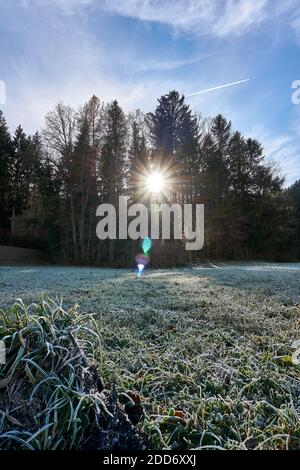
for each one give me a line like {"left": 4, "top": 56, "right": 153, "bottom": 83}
{"left": 0, "top": 111, "right": 13, "bottom": 241}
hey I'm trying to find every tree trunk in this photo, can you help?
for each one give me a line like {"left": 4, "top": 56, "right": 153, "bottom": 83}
{"left": 70, "top": 194, "right": 78, "bottom": 262}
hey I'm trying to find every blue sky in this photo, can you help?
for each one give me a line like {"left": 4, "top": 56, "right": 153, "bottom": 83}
{"left": 0, "top": 0, "right": 300, "bottom": 185}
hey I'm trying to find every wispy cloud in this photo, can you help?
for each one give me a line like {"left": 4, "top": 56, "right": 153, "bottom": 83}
{"left": 291, "top": 15, "right": 300, "bottom": 44}
{"left": 16, "top": 0, "right": 300, "bottom": 41}
{"left": 258, "top": 133, "right": 300, "bottom": 186}
{"left": 37, "top": 0, "right": 94, "bottom": 13}
{"left": 99, "top": 0, "right": 288, "bottom": 37}
{"left": 213, "top": 0, "right": 267, "bottom": 36}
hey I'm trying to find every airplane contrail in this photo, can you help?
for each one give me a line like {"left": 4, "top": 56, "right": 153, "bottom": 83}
{"left": 186, "top": 78, "right": 250, "bottom": 97}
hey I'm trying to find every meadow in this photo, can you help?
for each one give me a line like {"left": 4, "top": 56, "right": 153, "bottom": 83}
{"left": 1, "top": 263, "right": 300, "bottom": 449}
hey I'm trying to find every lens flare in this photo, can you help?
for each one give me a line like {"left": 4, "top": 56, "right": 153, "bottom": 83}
{"left": 137, "top": 264, "right": 145, "bottom": 276}
{"left": 135, "top": 253, "right": 149, "bottom": 266}
{"left": 142, "top": 237, "right": 152, "bottom": 255}
{"left": 135, "top": 240, "right": 152, "bottom": 277}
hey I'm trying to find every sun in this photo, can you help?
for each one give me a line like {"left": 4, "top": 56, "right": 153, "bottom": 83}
{"left": 146, "top": 171, "right": 165, "bottom": 195}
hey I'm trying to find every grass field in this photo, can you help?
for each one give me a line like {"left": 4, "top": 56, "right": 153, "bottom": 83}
{"left": 1, "top": 263, "right": 300, "bottom": 449}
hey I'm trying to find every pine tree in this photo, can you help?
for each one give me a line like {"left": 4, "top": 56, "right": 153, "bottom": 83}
{"left": 0, "top": 111, "right": 13, "bottom": 241}
{"left": 9, "top": 126, "right": 32, "bottom": 234}
{"left": 98, "top": 100, "right": 127, "bottom": 262}
{"left": 128, "top": 111, "right": 149, "bottom": 202}
{"left": 146, "top": 90, "right": 199, "bottom": 202}
{"left": 99, "top": 100, "right": 127, "bottom": 203}
{"left": 37, "top": 157, "right": 61, "bottom": 259}
{"left": 287, "top": 180, "right": 300, "bottom": 259}
{"left": 71, "top": 117, "right": 99, "bottom": 263}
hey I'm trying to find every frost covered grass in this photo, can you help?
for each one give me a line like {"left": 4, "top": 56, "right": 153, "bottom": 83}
{"left": 0, "top": 299, "right": 150, "bottom": 450}
{"left": 1, "top": 263, "right": 300, "bottom": 449}
{"left": 0, "top": 299, "right": 106, "bottom": 449}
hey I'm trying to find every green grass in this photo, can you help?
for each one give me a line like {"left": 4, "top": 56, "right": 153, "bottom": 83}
{"left": 96, "top": 272, "right": 300, "bottom": 449}
{"left": 0, "top": 299, "right": 110, "bottom": 449}
{"left": 1, "top": 264, "right": 300, "bottom": 449}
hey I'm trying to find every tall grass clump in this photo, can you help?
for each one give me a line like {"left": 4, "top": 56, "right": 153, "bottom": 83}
{"left": 0, "top": 299, "right": 150, "bottom": 450}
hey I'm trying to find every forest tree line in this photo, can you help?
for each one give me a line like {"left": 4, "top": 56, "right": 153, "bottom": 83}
{"left": 0, "top": 90, "right": 299, "bottom": 265}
